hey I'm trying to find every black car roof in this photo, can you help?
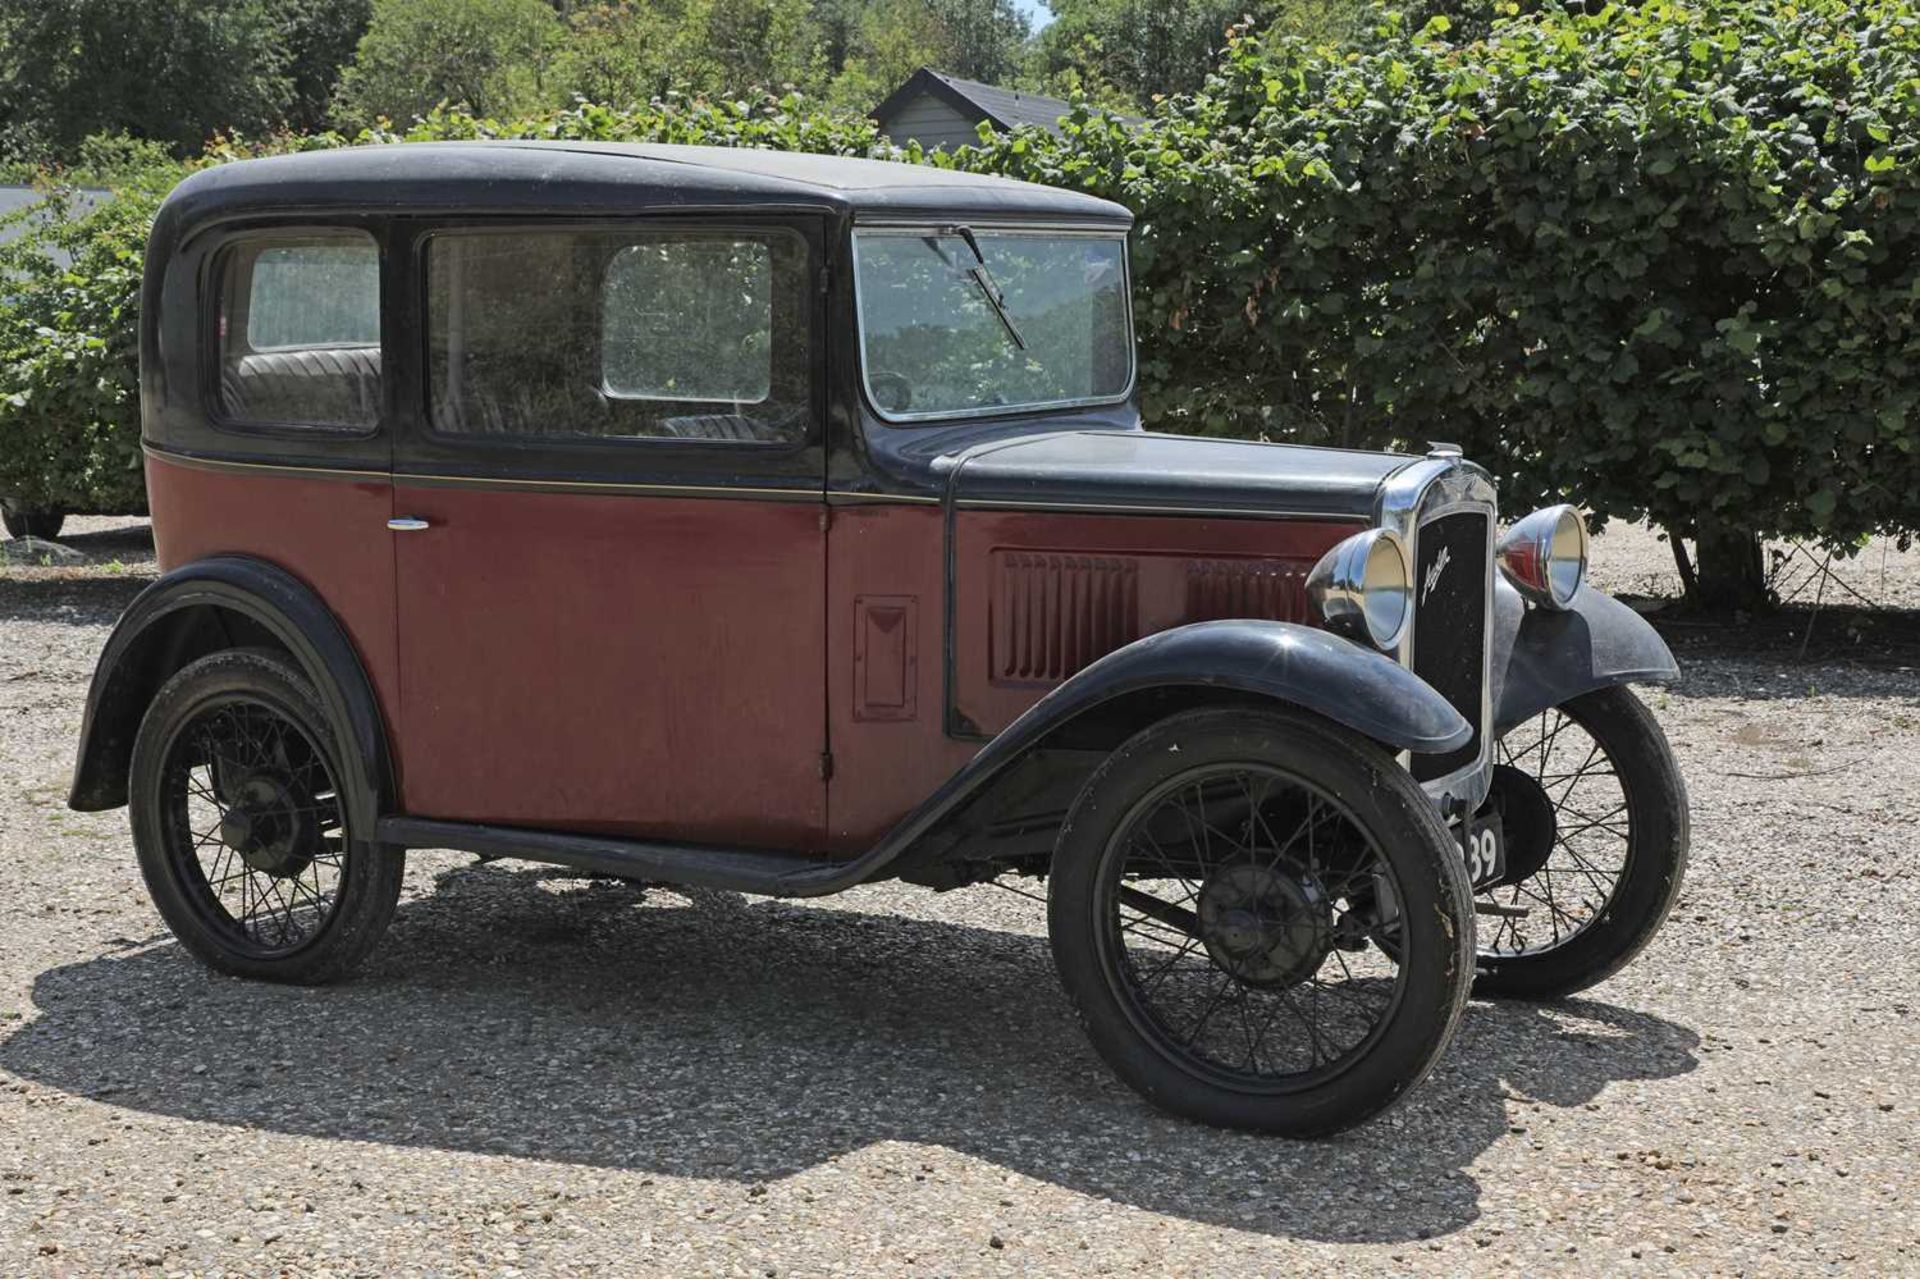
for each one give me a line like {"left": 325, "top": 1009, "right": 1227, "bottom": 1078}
{"left": 160, "top": 141, "right": 1133, "bottom": 228}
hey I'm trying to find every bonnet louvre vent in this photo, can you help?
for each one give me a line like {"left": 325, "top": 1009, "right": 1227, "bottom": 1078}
{"left": 991, "top": 552, "right": 1140, "bottom": 684}
{"left": 1184, "top": 559, "right": 1310, "bottom": 622}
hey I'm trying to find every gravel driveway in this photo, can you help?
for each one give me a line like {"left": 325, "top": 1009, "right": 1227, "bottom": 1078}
{"left": 1, "top": 519, "right": 1915, "bottom": 1277}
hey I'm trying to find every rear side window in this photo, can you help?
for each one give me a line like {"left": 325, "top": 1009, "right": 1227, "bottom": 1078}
{"left": 215, "top": 233, "right": 382, "bottom": 430}
{"left": 426, "top": 227, "right": 809, "bottom": 444}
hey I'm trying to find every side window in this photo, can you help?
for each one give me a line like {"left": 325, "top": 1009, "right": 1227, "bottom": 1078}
{"left": 215, "top": 233, "right": 382, "bottom": 430}
{"left": 426, "top": 228, "right": 809, "bottom": 444}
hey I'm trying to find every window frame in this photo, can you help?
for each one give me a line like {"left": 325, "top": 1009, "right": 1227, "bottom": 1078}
{"left": 418, "top": 220, "right": 816, "bottom": 453}
{"left": 850, "top": 223, "right": 1138, "bottom": 427}
{"left": 201, "top": 225, "right": 388, "bottom": 441}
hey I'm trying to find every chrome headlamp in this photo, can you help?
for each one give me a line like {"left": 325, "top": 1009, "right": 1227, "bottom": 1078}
{"left": 1308, "top": 528, "right": 1412, "bottom": 651}
{"left": 1497, "top": 504, "right": 1588, "bottom": 609}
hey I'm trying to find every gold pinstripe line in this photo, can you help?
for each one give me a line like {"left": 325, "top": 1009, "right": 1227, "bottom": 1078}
{"left": 395, "top": 471, "right": 820, "bottom": 498}
{"left": 146, "top": 445, "right": 824, "bottom": 499}
{"left": 145, "top": 445, "right": 386, "bottom": 483}
{"left": 146, "top": 446, "right": 1358, "bottom": 519}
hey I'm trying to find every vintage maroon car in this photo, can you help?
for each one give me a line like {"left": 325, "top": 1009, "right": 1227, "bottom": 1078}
{"left": 71, "top": 144, "right": 1687, "bottom": 1135}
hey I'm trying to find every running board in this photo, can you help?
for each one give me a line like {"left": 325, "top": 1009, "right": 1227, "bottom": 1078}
{"left": 376, "top": 817, "right": 858, "bottom": 897}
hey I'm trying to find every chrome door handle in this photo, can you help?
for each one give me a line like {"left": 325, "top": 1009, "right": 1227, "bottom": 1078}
{"left": 388, "top": 517, "right": 432, "bottom": 532}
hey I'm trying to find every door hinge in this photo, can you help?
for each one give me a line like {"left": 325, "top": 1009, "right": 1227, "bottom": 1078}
{"left": 818, "top": 750, "right": 835, "bottom": 782}
{"left": 818, "top": 507, "right": 832, "bottom": 533}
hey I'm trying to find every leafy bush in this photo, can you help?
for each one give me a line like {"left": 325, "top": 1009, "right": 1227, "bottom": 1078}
{"left": 361, "top": 92, "right": 890, "bottom": 154}
{"left": 8, "top": 0, "right": 1918, "bottom": 608}
{"left": 962, "top": 0, "right": 1920, "bottom": 603}
{"left": 0, "top": 169, "right": 183, "bottom": 517}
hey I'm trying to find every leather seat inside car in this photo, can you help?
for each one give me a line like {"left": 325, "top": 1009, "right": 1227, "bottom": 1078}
{"left": 222, "top": 346, "right": 382, "bottom": 427}
{"left": 657, "top": 408, "right": 806, "bottom": 444}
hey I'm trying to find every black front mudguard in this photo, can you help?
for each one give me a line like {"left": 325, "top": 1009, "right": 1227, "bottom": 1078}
{"left": 1490, "top": 578, "right": 1679, "bottom": 736}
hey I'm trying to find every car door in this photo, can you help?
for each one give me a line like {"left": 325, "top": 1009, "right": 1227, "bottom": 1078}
{"left": 389, "top": 217, "right": 829, "bottom": 850}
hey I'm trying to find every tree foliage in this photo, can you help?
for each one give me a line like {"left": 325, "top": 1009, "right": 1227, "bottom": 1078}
{"left": 0, "top": 0, "right": 294, "bottom": 161}
{"left": 278, "top": 0, "right": 377, "bottom": 134}
{"left": 325, "top": 0, "right": 1032, "bottom": 124}
{"left": 1033, "top": 0, "right": 1292, "bottom": 106}
{"left": 332, "top": 0, "right": 565, "bottom": 129}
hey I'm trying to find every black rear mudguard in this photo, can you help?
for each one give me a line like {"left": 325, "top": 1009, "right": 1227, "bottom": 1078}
{"left": 1491, "top": 579, "right": 1679, "bottom": 735}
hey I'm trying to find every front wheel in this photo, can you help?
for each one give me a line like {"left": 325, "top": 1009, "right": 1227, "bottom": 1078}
{"left": 129, "top": 648, "right": 404, "bottom": 984}
{"left": 1048, "top": 706, "right": 1475, "bottom": 1137}
{"left": 1473, "top": 686, "right": 1689, "bottom": 999}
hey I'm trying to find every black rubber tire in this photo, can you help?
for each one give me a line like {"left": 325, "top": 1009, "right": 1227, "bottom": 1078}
{"left": 129, "top": 648, "right": 404, "bottom": 984}
{"left": 0, "top": 502, "right": 66, "bottom": 540}
{"left": 1474, "top": 686, "right": 1688, "bottom": 1000}
{"left": 1048, "top": 706, "right": 1476, "bottom": 1136}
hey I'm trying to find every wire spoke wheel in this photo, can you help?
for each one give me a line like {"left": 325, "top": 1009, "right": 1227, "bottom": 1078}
{"left": 158, "top": 695, "right": 349, "bottom": 957}
{"left": 1479, "top": 707, "right": 1630, "bottom": 957}
{"left": 1472, "top": 687, "right": 1689, "bottom": 1000}
{"left": 1101, "top": 762, "right": 1410, "bottom": 1090}
{"left": 1050, "top": 708, "right": 1472, "bottom": 1134}
{"left": 132, "top": 650, "right": 404, "bottom": 983}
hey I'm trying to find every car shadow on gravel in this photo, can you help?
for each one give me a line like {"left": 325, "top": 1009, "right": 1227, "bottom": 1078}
{"left": 0, "top": 573, "right": 150, "bottom": 625}
{"left": 2, "top": 519, "right": 154, "bottom": 562}
{"left": 0, "top": 863, "right": 1698, "bottom": 1244}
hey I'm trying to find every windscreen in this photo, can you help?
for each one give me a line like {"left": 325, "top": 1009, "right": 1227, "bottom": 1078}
{"left": 853, "top": 229, "right": 1132, "bottom": 422}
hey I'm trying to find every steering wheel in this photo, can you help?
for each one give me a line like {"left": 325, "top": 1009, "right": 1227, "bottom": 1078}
{"left": 868, "top": 371, "right": 913, "bottom": 414}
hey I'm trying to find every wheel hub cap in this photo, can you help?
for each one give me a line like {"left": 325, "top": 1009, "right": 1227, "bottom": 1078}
{"left": 1196, "top": 863, "right": 1333, "bottom": 988}
{"left": 1489, "top": 763, "right": 1558, "bottom": 887}
{"left": 220, "top": 773, "right": 318, "bottom": 877}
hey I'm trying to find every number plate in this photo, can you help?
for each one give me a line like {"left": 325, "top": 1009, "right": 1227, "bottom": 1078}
{"left": 1463, "top": 810, "right": 1506, "bottom": 890}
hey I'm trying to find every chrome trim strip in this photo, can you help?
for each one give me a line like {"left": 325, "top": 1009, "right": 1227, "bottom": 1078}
{"left": 1375, "top": 455, "right": 1498, "bottom": 814}
{"left": 955, "top": 497, "right": 1372, "bottom": 521}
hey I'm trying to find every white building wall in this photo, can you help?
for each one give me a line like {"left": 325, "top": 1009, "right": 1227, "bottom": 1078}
{"left": 878, "top": 96, "right": 990, "bottom": 152}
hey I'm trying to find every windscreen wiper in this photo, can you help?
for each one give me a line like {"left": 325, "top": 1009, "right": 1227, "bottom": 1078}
{"left": 942, "top": 224, "right": 1028, "bottom": 352}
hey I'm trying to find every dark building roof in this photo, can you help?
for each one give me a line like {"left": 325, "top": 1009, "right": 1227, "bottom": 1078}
{"left": 873, "top": 68, "right": 1078, "bottom": 138}
{"left": 156, "top": 142, "right": 1131, "bottom": 230}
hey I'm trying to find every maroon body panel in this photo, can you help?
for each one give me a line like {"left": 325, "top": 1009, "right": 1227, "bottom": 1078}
{"left": 822, "top": 502, "right": 1362, "bottom": 852}
{"left": 391, "top": 484, "right": 828, "bottom": 847}
{"left": 149, "top": 459, "right": 1359, "bottom": 858}
{"left": 144, "top": 453, "right": 402, "bottom": 748}
{"left": 825, "top": 503, "right": 974, "bottom": 850}
{"left": 951, "top": 510, "right": 1363, "bottom": 736}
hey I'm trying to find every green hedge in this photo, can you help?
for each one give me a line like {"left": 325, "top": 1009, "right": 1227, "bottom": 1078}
{"left": 5, "top": 2, "right": 1917, "bottom": 604}
{"left": 0, "top": 171, "right": 178, "bottom": 516}
{"left": 962, "top": 0, "right": 1920, "bottom": 599}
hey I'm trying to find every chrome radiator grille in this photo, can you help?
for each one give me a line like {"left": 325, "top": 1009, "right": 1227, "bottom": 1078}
{"left": 1408, "top": 509, "right": 1491, "bottom": 782}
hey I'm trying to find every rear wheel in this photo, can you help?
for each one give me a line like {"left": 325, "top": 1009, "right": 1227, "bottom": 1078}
{"left": 129, "top": 648, "right": 403, "bottom": 984}
{"left": 1048, "top": 706, "right": 1475, "bottom": 1136}
{"left": 0, "top": 501, "right": 66, "bottom": 540}
{"left": 1473, "top": 686, "right": 1688, "bottom": 999}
